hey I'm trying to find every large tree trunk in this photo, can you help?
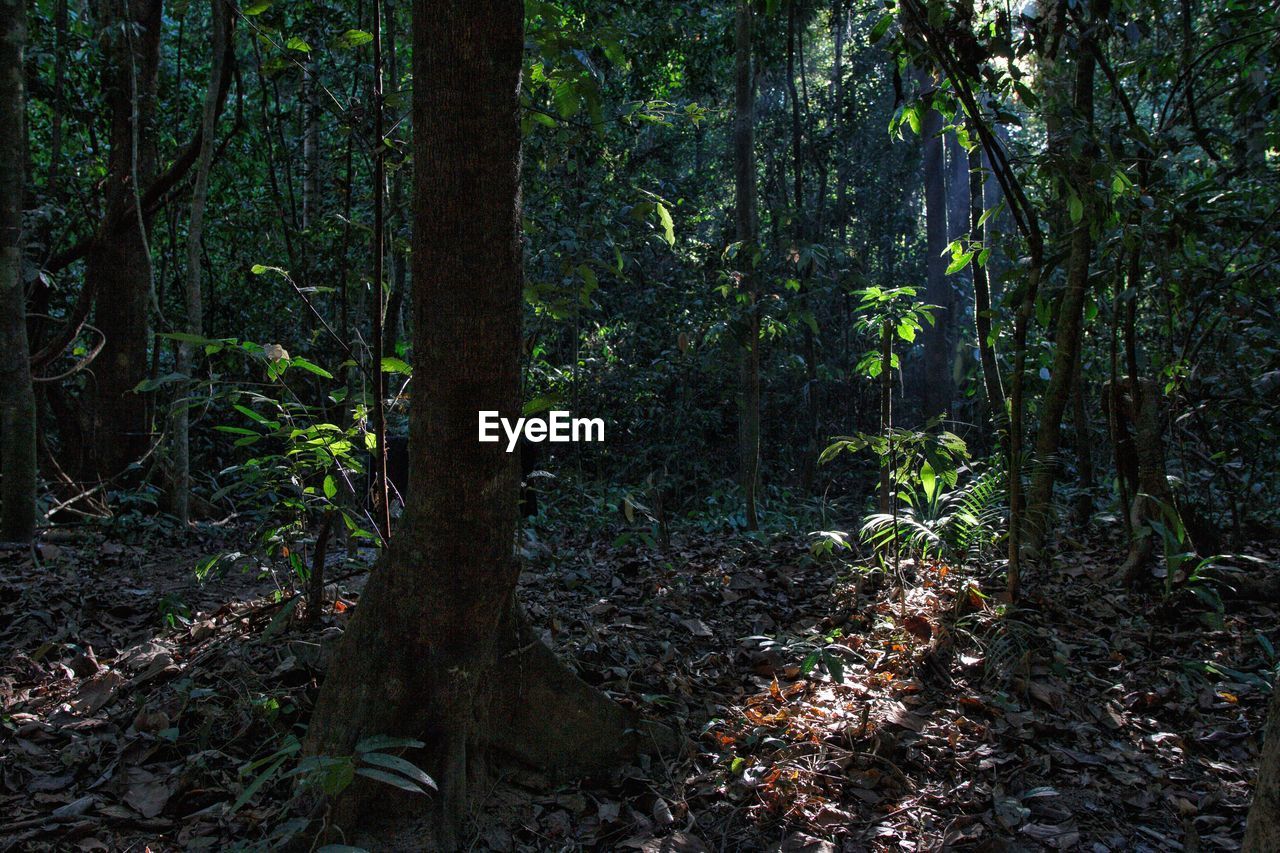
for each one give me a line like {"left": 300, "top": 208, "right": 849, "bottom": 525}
{"left": 734, "top": 0, "right": 761, "bottom": 529}
{"left": 0, "top": 0, "right": 36, "bottom": 541}
{"left": 305, "top": 2, "right": 661, "bottom": 845}
{"left": 84, "top": 0, "right": 163, "bottom": 484}
{"left": 918, "top": 70, "right": 950, "bottom": 420}
{"left": 1246, "top": 683, "right": 1280, "bottom": 851}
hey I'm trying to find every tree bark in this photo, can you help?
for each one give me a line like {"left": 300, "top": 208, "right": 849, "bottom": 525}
{"left": 1069, "top": 357, "right": 1094, "bottom": 523}
{"left": 0, "top": 0, "right": 36, "bottom": 541}
{"left": 174, "top": 0, "right": 231, "bottom": 525}
{"left": 382, "top": 0, "right": 407, "bottom": 358}
{"left": 786, "top": 3, "right": 818, "bottom": 495}
{"left": 734, "top": 0, "right": 761, "bottom": 529}
{"left": 1245, "top": 682, "right": 1280, "bottom": 851}
{"left": 84, "top": 0, "right": 163, "bottom": 484}
{"left": 1022, "top": 12, "right": 1098, "bottom": 561}
{"left": 971, "top": 154, "right": 1005, "bottom": 456}
{"left": 1114, "top": 377, "right": 1176, "bottom": 584}
{"left": 368, "top": 0, "right": 390, "bottom": 540}
{"left": 305, "top": 2, "right": 662, "bottom": 844}
{"left": 918, "top": 70, "right": 950, "bottom": 420}
{"left": 944, "top": 125, "right": 969, "bottom": 404}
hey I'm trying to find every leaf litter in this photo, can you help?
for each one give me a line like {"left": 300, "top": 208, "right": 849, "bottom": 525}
{"left": 0, "top": 522, "right": 1275, "bottom": 851}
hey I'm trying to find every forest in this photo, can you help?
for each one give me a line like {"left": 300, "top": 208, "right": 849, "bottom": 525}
{"left": 1, "top": 0, "right": 1279, "bottom": 849}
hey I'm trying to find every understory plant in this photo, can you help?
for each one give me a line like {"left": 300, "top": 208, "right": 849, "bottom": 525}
{"left": 161, "top": 333, "right": 384, "bottom": 614}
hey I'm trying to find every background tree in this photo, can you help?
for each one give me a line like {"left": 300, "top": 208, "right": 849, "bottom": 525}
{"left": 173, "top": 0, "right": 233, "bottom": 525}
{"left": 0, "top": 0, "right": 34, "bottom": 541}
{"left": 734, "top": 0, "right": 761, "bottom": 529}
{"left": 1246, "top": 684, "right": 1280, "bottom": 851}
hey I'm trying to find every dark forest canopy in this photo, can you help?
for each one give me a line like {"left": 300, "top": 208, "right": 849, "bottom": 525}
{"left": 2, "top": 0, "right": 1280, "bottom": 849}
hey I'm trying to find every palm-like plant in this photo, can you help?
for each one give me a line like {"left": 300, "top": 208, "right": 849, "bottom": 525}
{"left": 860, "top": 463, "right": 1005, "bottom": 565}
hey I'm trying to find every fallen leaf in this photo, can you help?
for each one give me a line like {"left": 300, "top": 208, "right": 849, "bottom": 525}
{"left": 639, "top": 833, "right": 710, "bottom": 853}
{"left": 70, "top": 670, "right": 126, "bottom": 715}
{"left": 681, "top": 619, "right": 713, "bottom": 638}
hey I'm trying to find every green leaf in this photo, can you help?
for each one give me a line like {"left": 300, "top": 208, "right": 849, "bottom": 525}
{"left": 380, "top": 356, "right": 412, "bottom": 375}
{"left": 323, "top": 475, "right": 337, "bottom": 500}
{"left": 798, "top": 308, "right": 819, "bottom": 335}
{"left": 920, "top": 459, "right": 938, "bottom": 504}
{"left": 523, "top": 395, "right": 560, "bottom": 416}
{"left": 823, "top": 650, "right": 845, "bottom": 684}
{"left": 354, "top": 735, "right": 425, "bottom": 753}
{"left": 655, "top": 202, "right": 675, "bottom": 247}
{"left": 946, "top": 251, "right": 974, "bottom": 275}
{"left": 159, "top": 331, "right": 221, "bottom": 345}
{"left": 360, "top": 752, "right": 437, "bottom": 791}
{"left": 905, "top": 104, "right": 922, "bottom": 135}
{"left": 976, "top": 201, "right": 1004, "bottom": 229}
{"left": 228, "top": 756, "right": 286, "bottom": 815}
{"left": 285, "top": 36, "right": 312, "bottom": 53}
{"left": 233, "top": 404, "right": 276, "bottom": 426}
{"left": 262, "top": 596, "right": 300, "bottom": 639}
{"left": 869, "top": 14, "right": 894, "bottom": 43}
{"left": 354, "top": 767, "right": 430, "bottom": 795}
{"left": 800, "top": 650, "right": 820, "bottom": 675}
{"left": 333, "top": 29, "right": 373, "bottom": 49}
{"left": 1068, "top": 192, "right": 1083, "bottom": 223}
{"left": 215, "top": 425, "right": 260, "bottom": 437}
{"left": 133, "top": 372, "right": 189, "bottom": 392}
{"left": 1013, "top": 81, "right": 1039, "bottom": 108}
{"left": 242, "top": 0, "right": 271, "bottom": 14}
{"left": 291, "top": 357, "right": 334, "bottom": 379}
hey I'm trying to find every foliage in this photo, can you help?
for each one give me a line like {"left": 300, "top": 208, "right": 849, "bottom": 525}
{"left": 230, "top": 734, "right": 435, "bottom": 818}
{"left": 861, "top": 462, "right": 1005, "bottom": 564}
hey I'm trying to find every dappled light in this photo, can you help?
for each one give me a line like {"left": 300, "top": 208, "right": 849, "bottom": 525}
{"left": 2, "top": 0, "right": 1279, "bottom": 850}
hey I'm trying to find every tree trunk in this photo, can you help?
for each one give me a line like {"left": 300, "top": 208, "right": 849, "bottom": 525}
{"left": 878, "top": 323, "right": 892, "bottom": 513}
{"left": 368, "top": 0, "right": 390, "bottom": 541}
{"left": 787, "top": 3, "right": 818, "bottom": 495}
{"left": 945, "top": 125, "right": 969, "bottom": 406}
{"left": 1245, "top": 680, "right": 1280, "bottom": 852}
{"left": 173, "top": 0, "right": 230, "bottom": 525}
{"left": 919, "top": 70, "right": 950, "bottom": 420}
{"left": 84, "top": 0, "right": 163, "bottom": 484}
{"left": 734, "top": 0, "right": 760, "bottom": 529}
{"left": 305, "top": 2, "right": 662, "bottom": 844}
{"left": 0, "top": 0, "right": 36, "bottom": 541}
{"left": 970, "top": 158, "right": 1004, "bottom": 451}
{"left": 1069, "top": 357, "right": 1094, "bottom": 523}
{"left": 1022, "top": 210, "right": 1093, "bottom": 558}
{"left": 1113, "top": 377, "right": 1176, "bottom": 584}
{"left": 382, "top": 0, "right": 406, "bottom": 358}
{"left": 301, "top": 56, "right": 320, "bottom": 233}
{"left": 1022, "top": 15, "right": 1098, "bottom": 561}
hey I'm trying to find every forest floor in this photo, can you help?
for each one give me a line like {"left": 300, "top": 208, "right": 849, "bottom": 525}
{"left": 0, "top": 518, "right": 1275, "bottom": 851}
